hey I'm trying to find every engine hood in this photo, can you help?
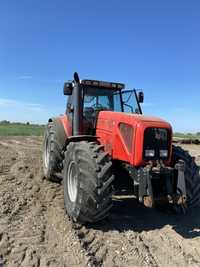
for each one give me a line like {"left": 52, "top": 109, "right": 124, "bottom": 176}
{"left": 124, "top": 113, "right": 170, "bottom": 124}
{"left": 97, "top": 111, "right": 172, "bottom": 129}
{"left": 96, "top": 111, "right": 173, "bottom": 166}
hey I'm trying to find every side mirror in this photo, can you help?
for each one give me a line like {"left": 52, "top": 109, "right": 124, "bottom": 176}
{"left": 63, "top": 82, "right": 73, "bottom": 95}
{"left": 138, "top": 91, "right": 144, "bottom": 103}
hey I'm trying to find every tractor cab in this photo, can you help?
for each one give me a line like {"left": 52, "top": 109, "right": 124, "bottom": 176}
{"left": 64, "top": 76, "right": 144, "bottom": 135}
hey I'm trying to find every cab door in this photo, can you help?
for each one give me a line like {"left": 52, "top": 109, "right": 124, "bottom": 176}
{"left": 122, "top": 90, "right": 142, "bottom": 114}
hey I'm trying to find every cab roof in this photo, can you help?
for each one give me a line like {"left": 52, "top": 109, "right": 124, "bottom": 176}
{"left": 81, "top": 79, "right": 125, "bottom": 90}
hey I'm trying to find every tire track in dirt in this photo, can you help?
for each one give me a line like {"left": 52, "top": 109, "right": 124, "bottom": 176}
{"left": 72, "top": 204, "right": 159, "bottom": 267}
{"left": 73, "top": 201, "right": 200, "bottom": 267}
{"left": 0, "top": 139, "right": 88, "bottom": 267}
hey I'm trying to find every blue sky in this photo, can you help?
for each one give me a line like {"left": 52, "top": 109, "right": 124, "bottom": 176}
{"left": 0, "top": 0, "right": 199, "bottom": 132}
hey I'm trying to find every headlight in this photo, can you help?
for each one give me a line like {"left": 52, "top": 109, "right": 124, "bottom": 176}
{"left": 160, "top": 150, "right": 168, "bottom": 157}
{"left": 145, "top": 149, "right": 155, "bottom": 157}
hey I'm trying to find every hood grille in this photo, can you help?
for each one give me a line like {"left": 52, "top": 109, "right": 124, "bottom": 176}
{"left": 143, "top": 128, "right": 170, "bottom": 160}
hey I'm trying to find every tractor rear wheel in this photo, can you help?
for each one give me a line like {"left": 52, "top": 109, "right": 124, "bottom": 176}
{"left": 172, "top": 145, "right": 200, "bottom": 207}
{"left": 43, "top": 120, "right": 66, "bottom": 181}
{"left": 63, "top": 141, "right": 114, "bottom": 223}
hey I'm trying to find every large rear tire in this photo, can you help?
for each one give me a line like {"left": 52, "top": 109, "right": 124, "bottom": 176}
{"left": 43, "top": 119, "right": 66, "bottom": 181}
{"left": 172, "top": 145, "right": 200, "bottom": 207}
{"left": 63, "top": 141, "right": 114, "bottom": 223}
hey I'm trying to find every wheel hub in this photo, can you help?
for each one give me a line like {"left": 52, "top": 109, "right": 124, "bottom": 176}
{"left": 44, "top": 137, "right": 50, "bottom": 168}
{"left": 67, "top": 161, "right": 78, "bottom": 202}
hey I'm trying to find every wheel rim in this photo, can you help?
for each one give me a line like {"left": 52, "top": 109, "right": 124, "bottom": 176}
{"left": 44, "top": 137, "right": 50, "bottom": 168}
{"left": 67, "top": 161, "right": 78, "bottom": 202}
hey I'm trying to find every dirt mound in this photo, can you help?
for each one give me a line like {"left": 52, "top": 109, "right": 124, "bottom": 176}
{"left": 0, "top": 138, "right": 200, "bottom": 267}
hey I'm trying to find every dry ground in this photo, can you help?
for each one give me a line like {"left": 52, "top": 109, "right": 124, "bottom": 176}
{"left": 0, "top": 137, "right": 200, "bottom": 267}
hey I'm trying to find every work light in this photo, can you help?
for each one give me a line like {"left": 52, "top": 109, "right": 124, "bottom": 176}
{"left": 145, "top": 149, "right": 155, "bottom": 157}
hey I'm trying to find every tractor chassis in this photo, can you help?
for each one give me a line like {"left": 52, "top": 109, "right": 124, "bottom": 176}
{"left": 128, "top": 160, "right": 187, "bottom": 209}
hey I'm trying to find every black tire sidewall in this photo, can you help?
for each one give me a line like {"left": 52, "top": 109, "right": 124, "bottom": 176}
{"left": 63, "top": 145, "right": 83, "bottom": 221}
{"left": 172, "top": 145, "right": 200, "bottom": 207}
{"left": 42, "top": 119, "right": 67, "bottom": 180}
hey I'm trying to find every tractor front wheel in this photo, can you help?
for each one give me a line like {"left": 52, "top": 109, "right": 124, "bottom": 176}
{"left": 63, "top": 141, "right": 114, "bottom": 223}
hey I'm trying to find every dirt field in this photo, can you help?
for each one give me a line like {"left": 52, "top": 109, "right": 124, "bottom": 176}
{"left": 0, "top": 137, "right": 200, "bottom": 267}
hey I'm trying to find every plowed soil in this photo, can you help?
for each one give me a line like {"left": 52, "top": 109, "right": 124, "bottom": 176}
{"left": 0, "top": 137, "right": 200, "bottom": 267}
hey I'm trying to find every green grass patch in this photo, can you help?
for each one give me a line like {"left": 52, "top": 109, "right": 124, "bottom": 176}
{"left": 0, "top": 123, "right": 45, "bottom": 136}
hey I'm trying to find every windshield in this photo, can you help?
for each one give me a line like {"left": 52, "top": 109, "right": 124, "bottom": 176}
{"left": 83, "top": 87, "right": 122, "bottom": 112}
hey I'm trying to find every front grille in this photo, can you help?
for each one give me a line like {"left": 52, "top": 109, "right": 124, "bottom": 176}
{"left": 143, "top": 128, "right": 170, "bottom": 160}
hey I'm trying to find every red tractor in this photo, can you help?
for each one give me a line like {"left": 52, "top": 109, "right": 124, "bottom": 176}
{"left": 43, "top": 72, "right": 200, "bottom": 223}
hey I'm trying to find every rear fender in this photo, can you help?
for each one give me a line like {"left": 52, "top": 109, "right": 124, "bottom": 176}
{"left": 56, "top": 114, "right": 72, "bottom": 137}
{"left": 55, "top": 115, "right": 97, "bottom": 149}
{"left": 47, "top": 116, "right": 69, "bottom": 147}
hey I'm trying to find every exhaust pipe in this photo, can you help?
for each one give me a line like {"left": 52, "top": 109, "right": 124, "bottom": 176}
{"left": 73, "top": 72, "right": 83, "bottom": 136}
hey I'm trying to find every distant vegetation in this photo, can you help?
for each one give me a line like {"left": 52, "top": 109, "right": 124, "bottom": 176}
{"left": 174, "top": 132, "right": 200, "bottom": 140}
{"left": 0, "top": 121, "right": 45, "bottom": 136}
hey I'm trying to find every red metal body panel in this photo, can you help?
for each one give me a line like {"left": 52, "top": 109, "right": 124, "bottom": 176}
{"left": 57, "top": 112, "right": 172, "bottom": 167}
{"left": 57, "top": 114, "right": 72, "bottom": 137}
{"left": 96, "top": 111, "right": 172, "bottom": 167}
